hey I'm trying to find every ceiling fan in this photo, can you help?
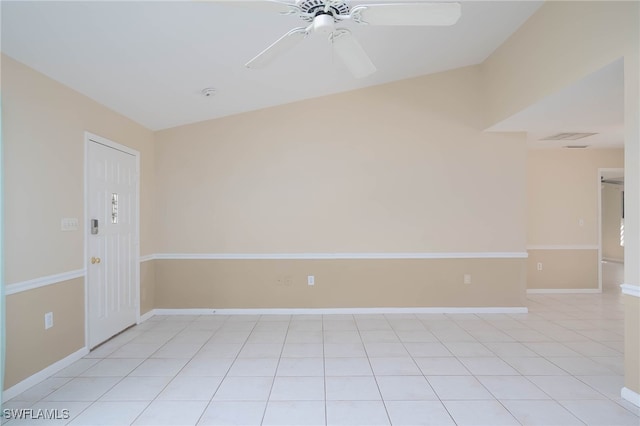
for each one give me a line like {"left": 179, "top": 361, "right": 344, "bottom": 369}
{"left": 244, "top": 0, "right": 462, "bottom": 78}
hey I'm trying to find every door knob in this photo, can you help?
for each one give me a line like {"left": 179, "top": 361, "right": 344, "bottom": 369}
{"left": 91, "top": 257, "right": 101, "bottom": 264}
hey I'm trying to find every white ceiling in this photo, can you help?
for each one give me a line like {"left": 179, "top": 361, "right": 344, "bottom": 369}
{"left": 488, "top": 58, "right": 624, "bottom": 149}
{"left": 2, "top": 0, "right": 543, "bottom": 130}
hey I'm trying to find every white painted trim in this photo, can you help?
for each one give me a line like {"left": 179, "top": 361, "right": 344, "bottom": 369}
{"left": 153, "top": 252, "right": 528, "bottom": 260}
{"left": 526, "top": 245, "right": 599, "bottom": 250}
{"left": 2, "top": 347, "right": 89, "bottom": 401}
{"left": 527, "top": 288, "right": 602, "bottom": 294}
{"left": 621, "top": 387, "right": 640, "bottom": 407}
{"left": 5, "top": 270, "right": 85, "bottom": 296}
{"left": 140, "top": 254, "right": 155, "bottom": 263}
{"left": 598, "top": 168, "right": 623, "bottom": 294}
{"left": 621, "top": 284, "right": 640, "bottom": 297}
{"left": 139, "top": 310, "right": 155, "bottom": 323}
{"left": 152, "top": 307, "right": 528, "bottom": 315}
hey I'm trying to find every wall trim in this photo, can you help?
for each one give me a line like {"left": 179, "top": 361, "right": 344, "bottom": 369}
{"left": 621, "top": 284, "right": 640, "bottom": 298}
{"left": 139, "top": 310, "right": 155, "bottom": 323}
{"left": 2, "top": 347, "right": 89, "bottom": 400}
{"left": 152, "top": 252, "right": 528, "bottom": 260}
{"left": 621, "top": 387, "right": 640, "bottom": 408}
{"left": 151, "top": 307, "right": 528, "bottom": 315}
{"left": 140, "top": 254, "right": 155, "bottom": 263}
{"left": 527, "top": 288, "right": 601, "bottom": 294}
{"left": 526, "top": 245, "right": 599, "bottom": 250}
{"left": 5, "top": 269, "right": 85, "bottom": 296}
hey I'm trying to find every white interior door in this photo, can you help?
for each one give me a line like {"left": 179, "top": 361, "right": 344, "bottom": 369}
{"left": 87, "top": 139, "right": 138, "bottom": 348}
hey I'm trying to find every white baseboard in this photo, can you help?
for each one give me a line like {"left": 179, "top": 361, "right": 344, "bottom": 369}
{"left": 3, "top": 347, "right": 89, "bottom": 401}
{"left": 621, "top": 284, "right": 640, "bottom": 298}
{"left": 527, "top": 288, "right": 601, "bottom": 294}
{"left": 621, "top": 387, "right": 640, "bottom": 407}
{"left": 151, "top": 306, "right": 528, "bottom": 316}
{"left": 139, "top": 310, "right": 155, "bottom": 323}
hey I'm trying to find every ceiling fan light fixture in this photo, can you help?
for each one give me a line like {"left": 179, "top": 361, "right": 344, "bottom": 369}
{"left": 313, "top": 13, "right": 335, "bottom": 34}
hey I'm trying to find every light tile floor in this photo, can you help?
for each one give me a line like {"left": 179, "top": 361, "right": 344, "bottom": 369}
{"left": 3, "top": 263, "right": 639, "bottom": 425}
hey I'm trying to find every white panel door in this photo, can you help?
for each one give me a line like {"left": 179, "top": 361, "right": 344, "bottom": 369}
{"left": 87, "top": 140, "right": 137, "bottom": 348}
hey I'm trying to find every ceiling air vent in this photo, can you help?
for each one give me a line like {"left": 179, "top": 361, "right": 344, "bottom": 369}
{"left": 539, "top": 132, "right": 598, "bottom": 141}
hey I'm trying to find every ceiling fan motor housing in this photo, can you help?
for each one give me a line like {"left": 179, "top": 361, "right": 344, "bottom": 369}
{"left": 298, "top": 0, "right": 350, "bottom": 21}
{"left": 313, "top": 13, "right": 335, "bottom": 33}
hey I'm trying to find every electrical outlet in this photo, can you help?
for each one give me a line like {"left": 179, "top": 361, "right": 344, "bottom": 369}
{"left": 44, "top": 312, "right": 53, "bottom": 329}
{"left": 537, "top": 262, "right": 543, "bottom": 271}
{"left": 308, "top": 275, "right": 315, "bottom": 286}
{"left": 578, "top": 218, "right": 584, "bottom": 227}
{"left": 463, "top": 274, "right": 471, "bottom": 284}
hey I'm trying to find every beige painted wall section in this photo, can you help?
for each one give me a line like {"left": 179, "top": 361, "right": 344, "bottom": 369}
{"left": 482, "top": 1, "right": 637, "bottom": 127}
{"left": 140, "top": 260, "right": 156, "bottom": 315}
{"left": 2, "top": 54, "right": 156, "bottom": 285}
{"left": 2, "top": 55, "right": 156, "bottom": 389}
{"left": 155, "top": 259, "right": 526, "bottom": 309}
{"left": 155, "top": 66, "right": 527, "bottom": 254}
{"left": 527, "top": 249, "right": 598, "bottom": 290}
{"left": 527, "top": 149, "right": 624, "bottom": 246}
{"left": 526, "top": 149, "right": 622, "bottom": 290}
{"left": 4, "top": 278, "right": 84, "bottom": 389}
{"left": 602, "top": 183, "right": 624, "bottom": 262}
{"left": 624, "top": 295, "right": 640, "bottom": 394}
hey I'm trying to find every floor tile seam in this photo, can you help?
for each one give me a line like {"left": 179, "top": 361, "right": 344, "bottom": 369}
{"left": 570, "top": 374, "right": 629, "bottom": 402}
{"left": 553, "top": 399, "right": 639, "bottom": 423}
{"left": 259, "top": 316, "right": 294, "bottom": 425}
{"left": 71, "top": 386, "right": 155, "bottom": 426}
{"left": 353, "top": 317, "right": 392, "bottom": 425}
{"left": 495, "top": 397, "right": 587, "bottom": 426}
{"left": 542, "top": 354, "right": 617, "bottom": 377}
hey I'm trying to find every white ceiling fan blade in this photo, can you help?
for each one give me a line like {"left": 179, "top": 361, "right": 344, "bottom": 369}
{"left": 245, "top": 27, "right": 308, "bottom": 69}
{"left": 227, "top": 1, "right": 300, "bottom": 15}
{"left": 350, "top": 3, "right": 461, "bottom": 26}
{"left": 331, "top": 29, "right": 376, "bottom": 78}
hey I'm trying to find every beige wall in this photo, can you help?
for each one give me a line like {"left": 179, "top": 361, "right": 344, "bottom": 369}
{"left": 4, "top": 278, "right": 84, "bottom": 389}
{"left": 155, "top": 258, "right": 526, "bottom": 309}
{"left": 155, "top": 66, "right": 527, "bottom": 254}
{"left": 140, "top": 260, "right": 156, "bottom": 315}
{"left": 526, "top": 149, "right": 623, "bottom": 290}
{"left": 2, "top": 55, "right": 156, "bottom": 389}
{"left": 527, "top": 149, "right": 624, "bottom": 246}
{"left": 527, "top": 249, "right": 598, "bottom": 290}
{"left": 153, "top": 65, "right": 528, "bottom": 310}
{"left": 602, "top": 183, "right": 624, "bottom": 262}
{"left": 482, "top": 1, "right": 637, "bottom": 128}
{"left": 3, "top": 55, "right": 156, "bottom": 284}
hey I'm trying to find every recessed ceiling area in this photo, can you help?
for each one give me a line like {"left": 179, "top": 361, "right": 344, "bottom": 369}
{"left": 1, "top": 0, "right": 542, "bottom": 130}
{"left": 487, "top": 58, "right": 624, "bottom": 149}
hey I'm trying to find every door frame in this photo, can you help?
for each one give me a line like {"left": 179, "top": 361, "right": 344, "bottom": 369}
{"left": 84, "top": 132, "right": 141, "bottom": 348}
{"left": 598, "top": 167, "right": 625, "bottom": 292}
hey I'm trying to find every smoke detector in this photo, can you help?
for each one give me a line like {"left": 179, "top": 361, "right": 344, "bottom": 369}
{"left": 201, "top": 88, "right": 216, "bottom": 97}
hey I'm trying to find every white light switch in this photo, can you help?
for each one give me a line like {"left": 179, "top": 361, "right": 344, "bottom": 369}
{"left": 307, "top": 275, "right": 315, "bottom": 286}
{"left": 44, "top": 312, "right": 53, "bottom": 329}
{"left": 61, "top": 218, "right": 79, "bottom": 231}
